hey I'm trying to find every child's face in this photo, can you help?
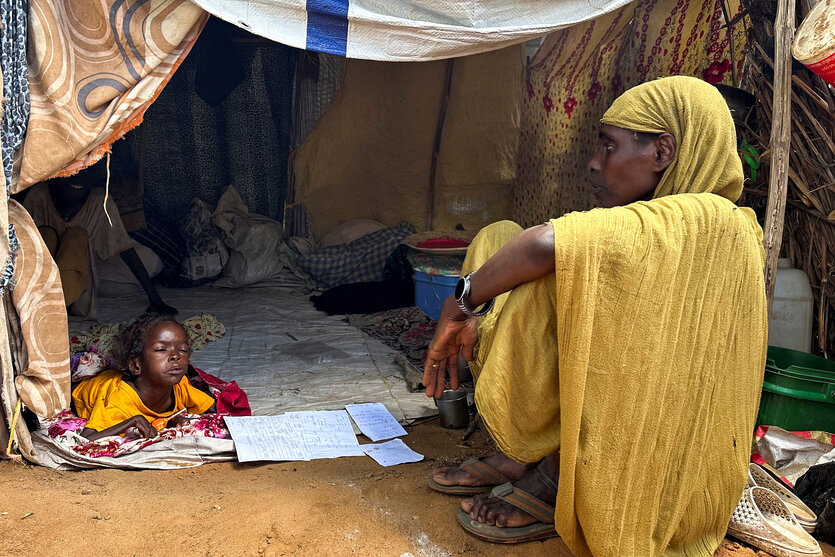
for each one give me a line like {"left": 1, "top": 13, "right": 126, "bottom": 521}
{"left": 130, "top": 322, "right": 190, "bottom": 387}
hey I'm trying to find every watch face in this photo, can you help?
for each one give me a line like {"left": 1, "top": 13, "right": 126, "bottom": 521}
{"left": 454, "top": 276, "right": 466, "bottom": 300}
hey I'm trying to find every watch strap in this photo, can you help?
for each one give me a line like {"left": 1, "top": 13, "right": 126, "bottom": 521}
{"left": 456, "top": 297, "right": 495, "bottom": 317}
{"left": 456, "top": 271, "right": 495, "bottom": 317}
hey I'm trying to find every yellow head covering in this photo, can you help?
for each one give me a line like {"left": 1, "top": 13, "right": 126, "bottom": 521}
{"left": 600, "top": 76, "right": 743, "bottom": 202}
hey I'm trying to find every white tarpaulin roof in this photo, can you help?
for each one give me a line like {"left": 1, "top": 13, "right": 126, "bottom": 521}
{"left": 188, "top": 0, "right": 633, "bottom": 61}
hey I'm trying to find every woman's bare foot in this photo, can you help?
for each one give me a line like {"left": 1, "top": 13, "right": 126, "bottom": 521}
{"left": 432, "top": 452, "right": 535, "bottom": 488}
{"left": 461, "top": 452, "right": 559, "bottom": 527}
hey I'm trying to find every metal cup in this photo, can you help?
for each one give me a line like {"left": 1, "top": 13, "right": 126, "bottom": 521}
{"left": 435, "top": 389, "right": 470, "bottom": 429}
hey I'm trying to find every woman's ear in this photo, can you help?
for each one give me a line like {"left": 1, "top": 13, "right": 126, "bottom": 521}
{"left": 654, "top": 133, "right": 677, "bottom": 172}
{"left": 128, "top": 358, "right": 142, "bottom": 376}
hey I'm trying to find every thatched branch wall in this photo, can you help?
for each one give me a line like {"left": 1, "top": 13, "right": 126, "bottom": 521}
{"left": 742, "top": 0, "right": 835, "bottom": 356}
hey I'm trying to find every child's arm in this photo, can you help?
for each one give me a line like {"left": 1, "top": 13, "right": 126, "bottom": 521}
{"left": 79, "top": 415, "right": 157, "bottom": 441}
{"left": 166, "top": 402, "right": 216, "bottom": 427}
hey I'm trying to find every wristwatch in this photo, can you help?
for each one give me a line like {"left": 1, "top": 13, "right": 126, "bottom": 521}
{"left": 454, "top": 271, "right": 495, "bottom": 317}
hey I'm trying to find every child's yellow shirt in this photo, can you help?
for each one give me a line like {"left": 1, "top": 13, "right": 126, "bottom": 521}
{"left": 73, "top": 370, "right": 215, "bottom": 432}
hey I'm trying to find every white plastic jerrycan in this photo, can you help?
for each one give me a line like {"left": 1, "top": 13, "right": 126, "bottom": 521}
{"left": 769, "top": 258, "right": 814, "bottom": 353}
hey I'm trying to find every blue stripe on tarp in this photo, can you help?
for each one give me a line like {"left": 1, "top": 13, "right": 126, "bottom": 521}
{"left": 306, "top": 0, "right": 349, "bottom": 56}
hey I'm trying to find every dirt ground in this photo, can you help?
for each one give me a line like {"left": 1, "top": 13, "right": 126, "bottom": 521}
{"left": 0, "top": 420, "right": 832, "bottom": 557}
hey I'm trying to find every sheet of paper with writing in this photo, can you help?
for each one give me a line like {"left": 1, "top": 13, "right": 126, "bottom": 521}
{"left": 287, "top": 411, "right": 365, "bottom": 459}
{"left": 224, "top": 415, "right": 311, "bottom": 462}
{"left": 224, "top": 411, "right": 365, "bottom": 462}
{"left": 362, "top": 439, "right": 423, "bottom": 467}
{"left": 345, "top": 403, "right": 408, "bottom": 442}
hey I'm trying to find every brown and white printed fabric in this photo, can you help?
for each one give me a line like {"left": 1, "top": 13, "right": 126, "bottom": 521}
{"left": 0, "top": 73, "right": 33, "bottom": 459}
{"left": 8, "top": 200, "right": 71, "bottom": 418}
{"left": 15, "top": 0, "right": 207, "bottom": 191}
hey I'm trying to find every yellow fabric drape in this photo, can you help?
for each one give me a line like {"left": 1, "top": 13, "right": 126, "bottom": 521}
{"left": 469, "top": 76, "right": 768, "bottom": 556}
{"left": 601, "top": 76, "right": 744, "bottom": 202}
{"left": 473, "top": 197, "right": 767, "bottom": 557}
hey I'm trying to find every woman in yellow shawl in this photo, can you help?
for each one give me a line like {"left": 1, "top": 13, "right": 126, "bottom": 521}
{"left": 423, "top": 76, "right": 768, "bottom": 556}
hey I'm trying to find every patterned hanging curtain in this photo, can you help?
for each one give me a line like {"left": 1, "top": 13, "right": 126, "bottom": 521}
{"left": 514, "top": 0, "right": 749, "bottom": 224}
{"left": 16, "top": 0, "right": 208, "bottom": 191}
{"left": 0, "top": 0, "right": 28, "bottom": 193}
{"left": 0, "top": 0, "right": 29, "bottom": 294}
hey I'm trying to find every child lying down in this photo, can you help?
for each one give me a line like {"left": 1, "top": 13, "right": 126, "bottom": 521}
{"left": 72, "top": 314, "right": 217, "bottom": 441}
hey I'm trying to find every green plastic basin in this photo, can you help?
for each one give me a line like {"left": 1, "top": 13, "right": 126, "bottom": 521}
{"left": 756, "top": 345, "right": 835, "bottom": 432}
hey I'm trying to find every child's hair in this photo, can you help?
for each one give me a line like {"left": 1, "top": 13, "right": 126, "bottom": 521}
{"left": 114, "top": 314, "right": 190, "bottom": 377}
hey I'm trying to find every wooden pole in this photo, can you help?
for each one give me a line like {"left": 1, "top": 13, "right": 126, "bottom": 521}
{"left": 763, "top": 0, "right": 796, "bottom": 318}
{"left": 426, "top": 59, "right": 454, "bottom": 232}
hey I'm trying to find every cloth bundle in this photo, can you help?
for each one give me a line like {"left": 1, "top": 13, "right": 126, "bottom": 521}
{"left": 179, "top": 199, "right": 228, "bottom": 285}
{"left": 212, "top": 185, "right": 289, "bottom": 288}
{"left": 190, "top": 366, "right": 251, "bottom": 417}
{"left": 297, "top": 221, "right": 415, "bottom": 289}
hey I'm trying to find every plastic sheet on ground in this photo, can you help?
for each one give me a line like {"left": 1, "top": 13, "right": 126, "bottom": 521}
{"left": 755, "top": 426, "right": 835, "bottom": 485}
{"left": 69, "top": 280, "right": 438, "bottom": 424}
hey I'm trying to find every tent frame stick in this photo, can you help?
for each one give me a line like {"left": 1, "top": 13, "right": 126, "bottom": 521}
{"left": 426, "top": 59, "right": 454, "bottom": 231}
{"left": 763, "top": 0, "right": 796, "bottom": 318}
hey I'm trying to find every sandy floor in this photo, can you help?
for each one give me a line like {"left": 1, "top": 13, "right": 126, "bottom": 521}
{"left": 0, "top": 421, "right": 832, "bottom": 557}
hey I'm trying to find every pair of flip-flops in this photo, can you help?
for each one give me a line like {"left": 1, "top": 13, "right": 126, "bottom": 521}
{"left": 427, "top": 458, "right": 558, "bottom": 543}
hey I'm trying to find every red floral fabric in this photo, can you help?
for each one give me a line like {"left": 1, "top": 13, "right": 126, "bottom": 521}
{"left": 190, "top": 366, "right": 251, "bottom": 417}
{"left": 514, "top": 0, "right": 747, "bottom": 226}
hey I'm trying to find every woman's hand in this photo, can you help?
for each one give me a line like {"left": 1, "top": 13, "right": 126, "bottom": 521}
{"left": 421, "top": 223, "right": 556, "bottom": 398}
{"left": 423, "top": 297, "right": 478, "bottom": 398}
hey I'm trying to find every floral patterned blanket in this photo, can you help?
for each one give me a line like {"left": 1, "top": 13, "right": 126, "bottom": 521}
{"left": 31, "top": 410, "right": 236, "bottom": 470}
{"left": 44, "top": 410, "right": 230, "bottom": 459}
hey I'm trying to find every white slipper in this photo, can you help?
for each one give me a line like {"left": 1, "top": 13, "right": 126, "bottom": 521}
{"left": 727, "top": 486, "right": 822, "bottom": 557}
{"left": 748, "top": 463, "right": 818, "bottom": 533}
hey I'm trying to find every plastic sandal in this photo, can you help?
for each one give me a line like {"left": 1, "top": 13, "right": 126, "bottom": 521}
{"left": 455, "top": 482, "right": 557, "bottom": 544}
{"left": 427, "top": 457, "right": 511, "bottom": 496}
{"left": 748, "top": 463, "right": 818, "bottom": 533}
{"left": 727, "top": 486, "right": 822, "bottom": 557}
{"left": 456, "top": 508, "right": 557, "bottom": 544}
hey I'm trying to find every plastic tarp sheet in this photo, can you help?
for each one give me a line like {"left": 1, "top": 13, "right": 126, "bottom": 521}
{"left": 69, "top": 279, "right": 438, "bottom": 423}
{"left": 756, "top": 427, "right": 835, "bottom": 485}
{"left": 189, "top": 0, "right": 633, "bottom": 61}
{"left": 36, "top": 278, "right": 437, "bottom": 469}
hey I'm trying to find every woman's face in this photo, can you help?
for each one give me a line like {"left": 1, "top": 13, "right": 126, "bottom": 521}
{"left": 586, "top": 124, "right": 668, "bottom": 208}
